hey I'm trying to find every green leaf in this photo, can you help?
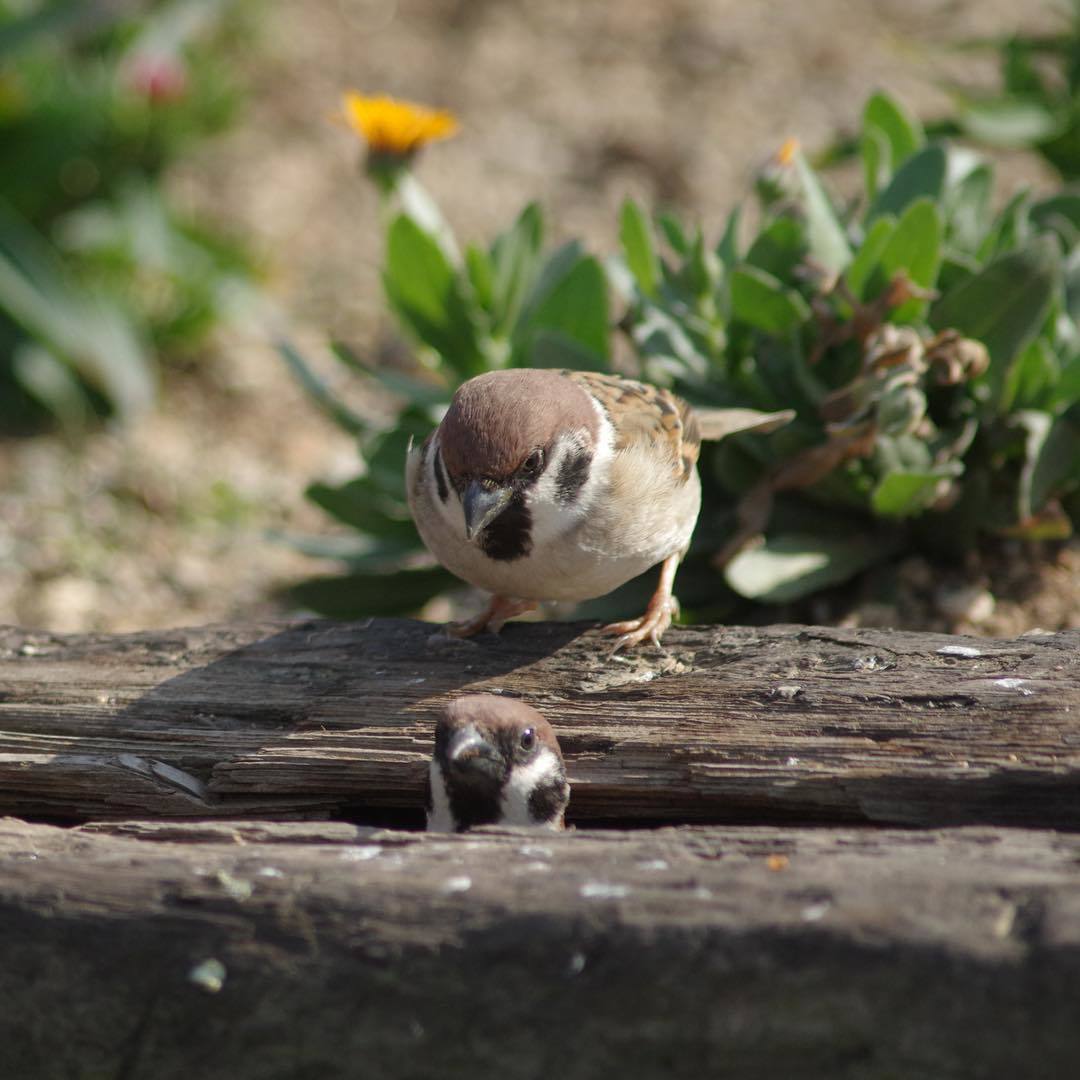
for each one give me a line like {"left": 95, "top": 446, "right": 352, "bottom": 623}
{"left": 930, "top": 235, "right": 1060, "bottom": 409}
{"left": 868, "top": 145, "right": 947, "bottom": 223}
{"left": 514, "top": 249, "right": 609, "bottom": 362}
{"left": 328, "top": 342, "right": 452, "bottom": 409}
{"left": 1016, "top": 409, "right": 1080, "bottom": 521}
{"left": 745, "top": 216, "right": 806, "bottom": 281}
{"left": 959, "top": 98, "right": 1065, "bottom": 148}
{"left": 716, "top": 205, "right": 742, "bottom": 269}
{"left": 681, "top": 228, "right": 717, "bottom": 299}
{"left": 628, "top": 303, "right": 710, "bottom": 382}
{"left": 946, "top": 163, "right": 993, "bottom": 254}
{"left": 395, "top": 173, "right": 460, "bottom": 263}
{"left": 11, "top": 342, "right": 93, "bottom": 432}
{"left": 863, "top": 91, "right": 925, "bottom": 174}
{"left": 529, "top": 329, "right": 610, "bottom": 372}
{"left": 1002, "top": 41, "right": 1045, "bottom": 97}
{"left": 1063, "top": 244, "right": 1080, "bottom": 331}
{"left": 793, "top": 151, "right": 852, "bottom": 272}
{"left": 724, "top": 531, "right": 896, "bottom": 603}
{"left": 619, "top": 199, "right": 660, "bottom": 298}
{"left": 871, "top": 469, "right": 956, "bottom": 518}
{"left": 860, "top": 126, "right": 889, "bottom": 205}
{"left": 658, "top": 212, "right": 690, "bottom": 256}
{"left": 383, "top": 214, "right": 483, "bottom": 376}
{"left": 489, "top": 202, "right": 543, "bottom": 336}
{"left": 0, "top": 204, "right": 155, "bottom": 418}
{"left": 730, "top": 266, "right": 811, "bottom": 335}
{"left": 1002, "top": 338, "right": 1058, "bottom": 412}
{"left": 465, "top": 245, "right": 495, "bottom": 313}
{"left": 846, "top": 216, "right": 897, "bottom": 300}
{"left": 306, "top": 477, "right": 416, "bottom": 541}
{"left": 1055, "top": 351, "right": 1080, "bottom": 409}
{"left": 276, "top": 338, "right": 368, "bottom": 436}
{"left": 287, "top": 567, "right": 456, "bottom": 619}
{"left": 878, "top": 198, "right": 942, "bottom": 320}
{"left": 1030, "top": 193, "right": 1080, "bottom": 242}
{"left": 978, "top": 189, "right": 1031, "bottom": 260}
{"left": 753, "top": 335, "right": 826, "bottom": 414}
{"left": 0, "top": 0, "right": 110, "bottom": 57}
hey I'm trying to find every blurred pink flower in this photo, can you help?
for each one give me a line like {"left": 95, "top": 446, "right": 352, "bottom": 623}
{"left": 125, "top": 51, "right": 189, "bottom": 104}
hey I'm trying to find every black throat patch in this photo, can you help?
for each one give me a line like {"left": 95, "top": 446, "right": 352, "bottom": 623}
{"left": 479, "top": 495, "right": 532, "bottom": 561}
{"left": 442, "top": 765, "right": 504, "bottom": 833}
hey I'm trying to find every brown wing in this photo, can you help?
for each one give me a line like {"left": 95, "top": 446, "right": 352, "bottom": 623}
{"left": 562, "top": 370, "right": 701, "bottom": 483}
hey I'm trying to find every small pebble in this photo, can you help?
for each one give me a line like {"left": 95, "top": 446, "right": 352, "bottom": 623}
{"left": 189, "top": 958, "right": 226, "bottom": 993}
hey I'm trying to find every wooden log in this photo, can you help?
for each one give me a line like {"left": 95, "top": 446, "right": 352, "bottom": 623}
{"left": 1, "top": 619, "right": 1078, "bottom": 826}
{"left": 3, "top": 816, "right": 1079, "bottom": 1079}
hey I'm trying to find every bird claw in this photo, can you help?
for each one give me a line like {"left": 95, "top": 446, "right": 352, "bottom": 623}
{"left": 602, "top": 595, "right": 679, "bottom": 654}
{"left": 446, "top": 596, "right": 538, "bottom": 638}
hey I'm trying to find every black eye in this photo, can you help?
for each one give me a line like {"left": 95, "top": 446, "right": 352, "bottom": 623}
{"left": 521, "top": 449, "right": 544, "bottom": 477}
{"left": 520, "top": 727, "right": 536, "bottom": 751}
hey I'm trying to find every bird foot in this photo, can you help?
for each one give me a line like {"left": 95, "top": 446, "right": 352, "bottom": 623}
{"left": 602, "top": 594, "right": 680, "bottom": 653}
{"left": 446, "top": 596, "right": 538, "bottom": 638}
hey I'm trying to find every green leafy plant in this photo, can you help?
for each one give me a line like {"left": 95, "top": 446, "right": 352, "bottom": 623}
{"left": 285, "top": 90, "right": 1080, "bottom": 620}
{"left": 822, "top": 2, "right": 1080, "bottom": 181}
{"left": 0, "top": 0, "right": 255, "bottom": 430}
{"left": 941, "top": 0, "right": 1080, "bottom": 180}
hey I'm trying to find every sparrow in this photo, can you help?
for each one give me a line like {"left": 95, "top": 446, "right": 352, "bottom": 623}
{"left": 407, "top": 368, "right": 791, "bottom": 650}
{"left": 426, "top": 694, "right": 570, "bottom": 832}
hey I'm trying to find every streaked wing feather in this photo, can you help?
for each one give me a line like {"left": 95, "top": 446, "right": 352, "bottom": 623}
{"left": 562, "top": 370, "right": 700, "bottom": 482}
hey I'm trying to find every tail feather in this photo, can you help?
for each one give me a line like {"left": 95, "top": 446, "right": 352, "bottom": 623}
{"left": 694, "top": 407, "right": 796, "bottom": 442}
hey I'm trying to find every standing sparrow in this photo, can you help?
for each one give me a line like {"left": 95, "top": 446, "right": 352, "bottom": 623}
{"left": 426, "top": 694, "right": 570, "bottom": 832}
{"left": 407, "top": 368, "right": 790, "bottom": 649}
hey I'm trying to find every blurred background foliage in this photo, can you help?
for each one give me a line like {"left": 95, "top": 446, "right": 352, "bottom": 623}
{"left": 2, "top": 0, "right": 1078, "bottom": 636}
{"left": 0, "top": 0, "right": 256, "bottom": 433}
{"left": 285, "top": 77, "right": 1080, "bottom": 623}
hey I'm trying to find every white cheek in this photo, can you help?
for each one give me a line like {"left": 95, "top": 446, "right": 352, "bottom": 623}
{"left": 498, "top": 747, "right": 562, "bottom": 827}
{"left": 424, "top": 437, "right": 468, "bottom": 534}
{"left": 526, "top": 412, "right": 614, "bottom": 547}
{"left": 426, "top": 760, "right": 456, "bottom": 833}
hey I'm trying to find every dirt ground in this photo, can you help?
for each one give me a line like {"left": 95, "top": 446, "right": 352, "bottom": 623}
{"left": 2, "top": 0, "right": 1077, "bottom": 635}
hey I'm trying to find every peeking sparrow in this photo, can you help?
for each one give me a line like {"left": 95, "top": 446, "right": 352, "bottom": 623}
{"left": 407, "top": 368, "right": 790, "bottom": 649}
{"left": 426, "top": 694, "right": 570, "bottom": 832}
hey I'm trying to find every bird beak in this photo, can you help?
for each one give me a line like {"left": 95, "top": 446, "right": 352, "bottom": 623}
{"left": 463, "top": 480, "right": 512, "bottom": 541}
{"left": 446, "top": 725, "right": 503, "bottom": 779}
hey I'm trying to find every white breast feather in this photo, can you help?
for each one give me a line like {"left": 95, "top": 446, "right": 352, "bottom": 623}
{"left": 406, "top": 392, "right": 700, "bottom": 603}
{"left": 425, "top": 759, "right": 456, "bottom": 833}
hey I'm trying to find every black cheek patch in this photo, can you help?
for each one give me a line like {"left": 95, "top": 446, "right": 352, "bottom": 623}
{"left": 433, "top": 448, "right": 449, "bottom": 503}
{"left": 528, "top": 773, "right": 570, "bottom": 825}
{"left": 555, "top": 448, "right": 592, "bottom": 505}
{"left": 479, "top": 497, "right": 532, "bottom": 561}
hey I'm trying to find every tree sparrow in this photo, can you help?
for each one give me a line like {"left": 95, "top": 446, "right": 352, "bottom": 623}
{"left": 426, "top": 694, "right": 570, "bottom": 832}
{"left": 407, "top": 368, "right": 790, "bottom": 649}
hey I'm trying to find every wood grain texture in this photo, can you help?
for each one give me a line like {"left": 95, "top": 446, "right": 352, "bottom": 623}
{"left": 2, "top": 816, "right": 1079, "bottom": 1079}
{"left": 1, "top": 619, "right": 1078, "bottom": 825}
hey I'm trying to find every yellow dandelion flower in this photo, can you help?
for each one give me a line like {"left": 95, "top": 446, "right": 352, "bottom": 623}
{"left": 342, "top": 92, "right": 458, "bottom": 158}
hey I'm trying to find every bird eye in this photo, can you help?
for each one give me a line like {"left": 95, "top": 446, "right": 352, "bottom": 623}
{"left": 520, "top": 727, "right": 536, "bottom": 751}
{"left": 521, "top": 449, "right": 544, "bottom": 476}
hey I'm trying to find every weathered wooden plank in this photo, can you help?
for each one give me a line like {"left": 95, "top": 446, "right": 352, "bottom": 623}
{"left": 1, "top": 619, "right": 1078, "bottom": 826}
{"left": 2, "top": 817, "right": 1078, "bottom": 1079}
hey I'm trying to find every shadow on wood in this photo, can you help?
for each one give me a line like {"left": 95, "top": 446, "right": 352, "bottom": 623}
{"left": 1, "top": 619, "right": 1079, "bottom": 827}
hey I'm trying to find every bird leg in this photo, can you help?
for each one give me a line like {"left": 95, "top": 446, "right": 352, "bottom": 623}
{"left": 446, "top": 595, "right": 538, "bottom": 638}
{"left": 602, "top": 553, "right": 681, "bottom": 652}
